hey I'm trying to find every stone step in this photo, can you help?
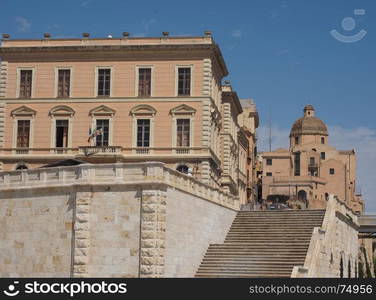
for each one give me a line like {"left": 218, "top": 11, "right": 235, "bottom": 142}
{"left": 196, "top": 270, "right": 292, "bottom": 276}
{"left": 195, "top": 210, "right": 324, "bottom": 278}
{"left": 237, "top": 210, "right": 325, "bottom": 215}
{"left": 199, "top": 262, "right": 301, "bottom": 267}
{"left": 201, "top": 258, "right": 305, "bottom": 263}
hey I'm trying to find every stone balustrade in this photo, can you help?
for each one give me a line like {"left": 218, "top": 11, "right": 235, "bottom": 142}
{"left": 291, "top": 195, "right": 359, "bottom": 277}
{"left": 0, "top": 162, "right": 240, "bottom": 211}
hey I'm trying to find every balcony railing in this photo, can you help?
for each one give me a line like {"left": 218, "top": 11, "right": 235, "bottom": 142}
{"left": 1, "top": 146, "right": 215, "bottom": 158}
{"left": 15, "top": 148, "right": 29, "bottom": 154}
{"left": 78, "top": 146, "right": 122, "bottom": 156}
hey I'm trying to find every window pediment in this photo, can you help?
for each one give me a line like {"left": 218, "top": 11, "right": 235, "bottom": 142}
{"left": 89, "top": 105, "right": 116, "bottom": 117}
{"left": 49, "top": 105, "right": 75, "bottom": 117}
{"left": 170, "top": 104, "right": 196, "bottom": 116}
{"left": 130, "top": 104, "right": 157, "bottom": 117}
{"left": 11, "top": 105, "right": 36, "bottom": 118}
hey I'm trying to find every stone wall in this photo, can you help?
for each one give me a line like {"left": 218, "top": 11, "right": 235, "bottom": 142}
{"left": 0, "top": 162, "right": 239, "bottom": 277}
{"left": 0, "top": 188, "right": 73, "bottom": 277}
{"left": 164, "top": 189, "right": 236, "bottom": 277}
{"left": 292, "top": 195, "right": 359, "bottom": 278}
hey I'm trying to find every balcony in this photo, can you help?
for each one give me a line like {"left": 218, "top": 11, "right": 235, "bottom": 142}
{"left": 78, "top": 146, "right": 122, "bottom": 156}
{"left": 15, "top": 148, "right": 29, "bottom": 154}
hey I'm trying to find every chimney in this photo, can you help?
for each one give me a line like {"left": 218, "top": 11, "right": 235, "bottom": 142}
{"left": 162, "top": 32, "right": 169, "bottom": 37}
{"left": 204, "top": 30, "right": 212, "bottom": 37}
{"left": 82, "top": 32, "right": 90, "bottom": 38}
{"left": 43, "top": 33, "right": 51, "bottom": 39}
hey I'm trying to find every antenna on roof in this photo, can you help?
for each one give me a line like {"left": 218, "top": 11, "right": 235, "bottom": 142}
{"left": 268, "top": 106, "right": 272, "bottom": 152}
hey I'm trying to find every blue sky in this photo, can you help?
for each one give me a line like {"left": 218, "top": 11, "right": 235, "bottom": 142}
{"left": 1, "top": 0, "right": 375, "bottom": 211}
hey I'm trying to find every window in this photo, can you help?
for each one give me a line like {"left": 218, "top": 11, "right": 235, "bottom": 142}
{"left": 295, "top": 136, "right": 299, "bottom": 145}
{"left": 266, "top": 172, "right": 272, "bottom": 176}
{"left": 329, "top": 168, "right": 335, "bottom": 175}
{"left": 17, "top": 120, "right": 30, "bottom": 148}
{"left": 97, "top": 69, "right": 111, "bottom": 96}
{"left": 321, "top": 137, "right": 325, "bottom": 144}
{"left": 266, "top": 158, "right": 272, "bottom": 166}
{"left": 55, "top": 120, "right": 69, "bottom": 148}
{"left": 310, "top": 157, "right": 315, "bottom": 165}
{"left": 16, "top": 164, "right": 28, "bottom": 170}
{"left": 294, "top": 153, "right": 300, "bottom": 176}
{"left": 298, "top": 190, "right": 307, "bottom": 201}
{"left": 57, "top": 69, "right": 70, "bottom": 98}
{"left": 19, "top": 70, "right": 32, "bottom": 98}
{"left": 137, "top": 119, "right": 150, "bottom": 147}
{"left": 176, "top": 165, "right": 189, "bottom": 174}
{"left": 95, "top": 119, "right": 109, "bottom": 146}
{"left": 138, "top": 68, "right": 151, "bottom": 97}
{"left": 176, "top": 119, "right": 190, "bottom": 147}
{"left": 321, "top": 152, "right": 326, "bottom": 160}
{"left": 177, "top": 67, "right": 191, "bottom": 96}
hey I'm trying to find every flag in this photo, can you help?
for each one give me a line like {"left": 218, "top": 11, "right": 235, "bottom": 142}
{"left": 87, "top": 127, "right": 103, "bottom": 142}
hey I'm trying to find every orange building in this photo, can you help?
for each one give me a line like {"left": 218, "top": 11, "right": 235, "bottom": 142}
{"left": 261, "top": 105, "right": 363, "bottom": 213}
{"left": 0, "top": 32, "right": 258, "bottom": 205}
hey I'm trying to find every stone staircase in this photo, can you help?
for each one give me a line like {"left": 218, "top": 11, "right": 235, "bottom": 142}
{"left": 195, "top": 209, "right": 326, "bottom": 278}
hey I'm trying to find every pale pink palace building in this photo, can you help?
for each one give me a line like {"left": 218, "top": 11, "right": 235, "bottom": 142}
{"left": 0, "top": 32, "right": 259, "bottom": 205}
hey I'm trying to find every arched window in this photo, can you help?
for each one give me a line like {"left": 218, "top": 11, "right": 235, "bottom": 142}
{"left": 176, "top": 165, "right": 189, "bottom": 174}
{"left": 16, "top": 164, "right": 28, "bottom": 170}
{"left": 297, "top": 190, "right": 307, "bottom": 201}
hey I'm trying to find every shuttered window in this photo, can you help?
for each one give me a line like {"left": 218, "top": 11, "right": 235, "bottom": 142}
{"left": 137, "top": 119, "right": 150, "bottom": 147}
{"left": 55, "top": 120, "right": 69, "bottom": 147}
{"left": 178, "top": 67, "right": 191, "bottom": 96}
{"left": 138, "top": 68, "right": 151, "bottom": 97}
{"left": 19, "top": 70, "right": 32, "bottom": 98}
{"left": 176, "top": 119, "right": 190, "bottom": 147}
{"left": 58, "top": 69, "right": 70, "bottom": 98}
{"left": 97, "top": 69, "right": 111, "bottom": 96}
{"left": 17, "top": 120, "right": 30, "bottom": 148}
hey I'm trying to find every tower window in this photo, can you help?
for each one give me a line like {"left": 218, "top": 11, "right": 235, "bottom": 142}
{"left": 294, "top": 153, "right": 300, "bottom": 176}
{"left": 295, "top": 136, "right": 299, "bottom": 145}
{"left": 321, "top": 137, "right": 325, "bottom": 144}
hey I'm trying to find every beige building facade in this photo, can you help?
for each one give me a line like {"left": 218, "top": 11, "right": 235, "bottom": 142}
{"left": 0, "top": 33, "right": 258, "bottom": 205}
{"left": 262, "top": 105, "right": 363, "bottom": 213}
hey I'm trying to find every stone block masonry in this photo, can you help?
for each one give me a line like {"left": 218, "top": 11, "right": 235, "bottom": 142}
{"left": 0, "top": 162, "right": 239, "bottom": 277}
